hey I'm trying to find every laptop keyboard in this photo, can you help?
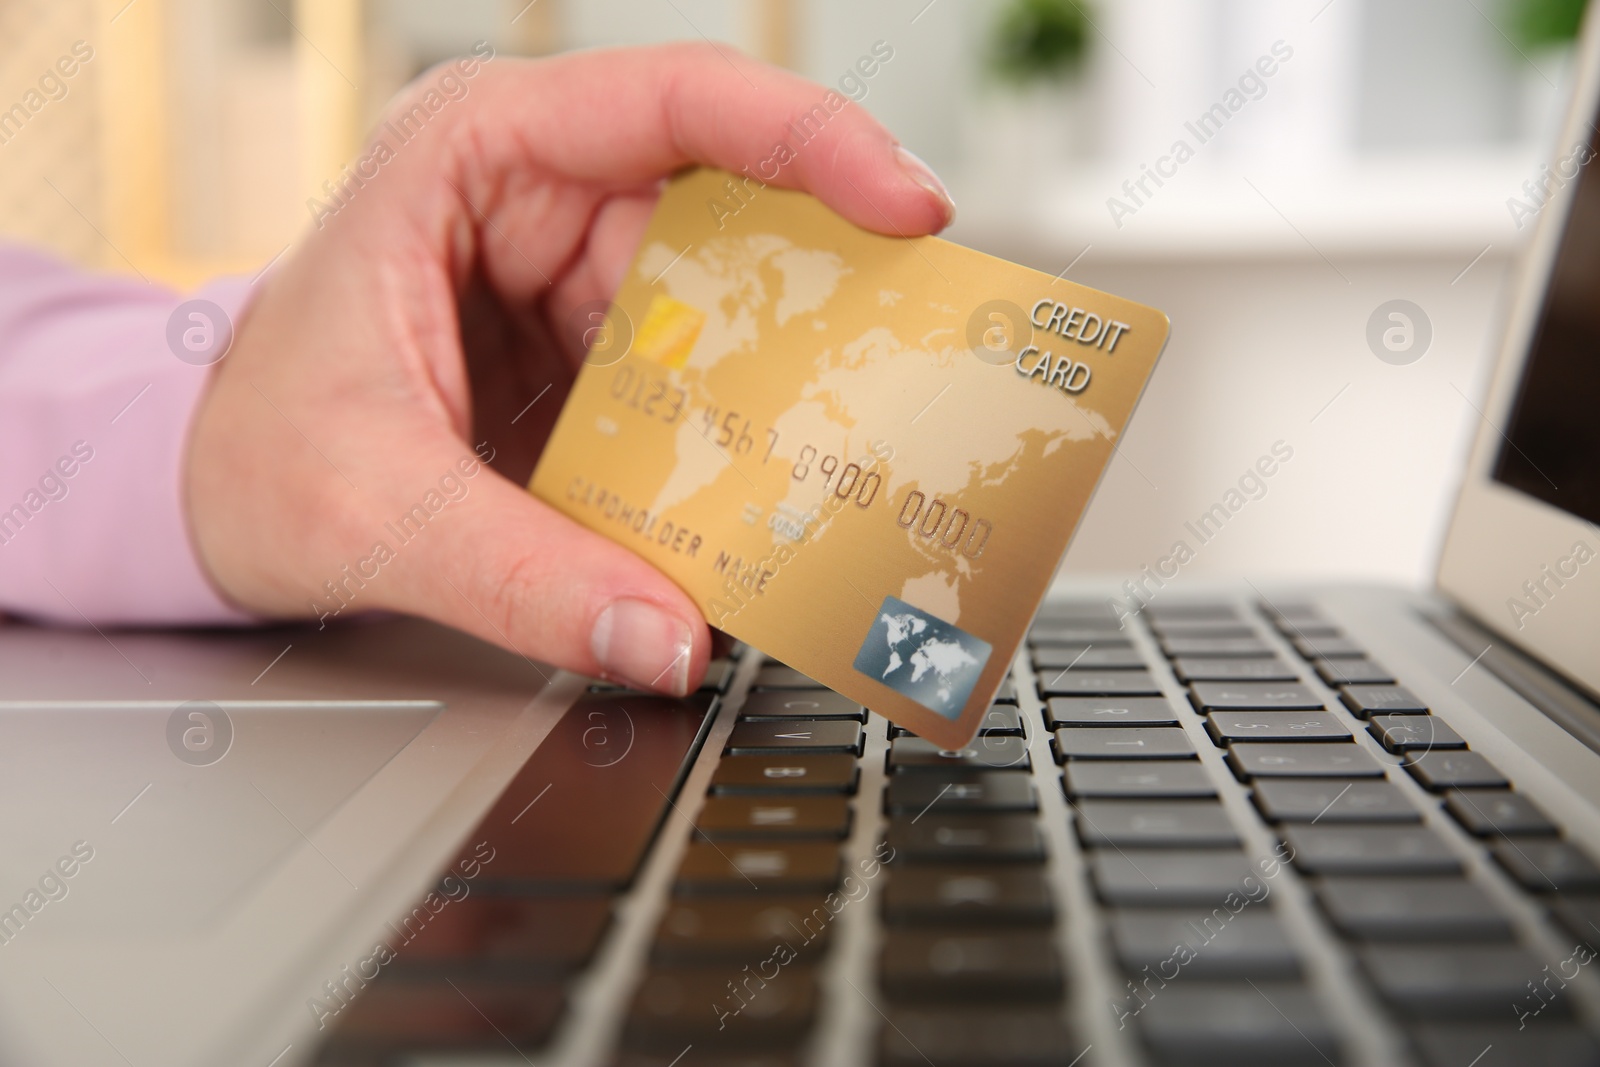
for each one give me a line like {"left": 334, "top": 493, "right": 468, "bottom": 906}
{"left": 314, "top": 599, "right": 1600, "bottom": 1067}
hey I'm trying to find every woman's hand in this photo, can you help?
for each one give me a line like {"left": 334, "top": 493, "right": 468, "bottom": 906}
{"left": 185, "top": 42, "right": 954, "bottom": 695}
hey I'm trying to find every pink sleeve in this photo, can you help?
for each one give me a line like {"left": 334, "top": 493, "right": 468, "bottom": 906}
{"left": 0, "top": 245, "right": 258, "bottom": 626}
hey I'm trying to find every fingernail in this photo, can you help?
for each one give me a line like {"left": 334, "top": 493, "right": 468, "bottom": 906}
{"left": 894, "top": 145, "right": 956, "bottom": 226}
{"left": 591, "top": 598, "right": 694, "bottom": 696}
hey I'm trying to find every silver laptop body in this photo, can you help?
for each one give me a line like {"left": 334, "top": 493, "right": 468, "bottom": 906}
{"left": 4, "top": 15, "right": 1600, "bottom": 1067}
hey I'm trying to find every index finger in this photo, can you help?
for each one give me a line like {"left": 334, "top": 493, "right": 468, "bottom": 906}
{"left": 448, "top": 41, "right": 955, "bottom": 238}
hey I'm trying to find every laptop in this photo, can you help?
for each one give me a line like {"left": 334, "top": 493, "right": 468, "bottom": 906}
{"left": 5, "top": 27, "right": 1600, "bottom": 1067}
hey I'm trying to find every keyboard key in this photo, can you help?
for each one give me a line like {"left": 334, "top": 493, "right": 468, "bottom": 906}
{"left": 1046, "top": 696, "right": 1180, "bottom": 727}
{"left": 1161, "top": 636, "right": 1274, "bottom": 658}
{"left": 992, "top": 676, "right": 1018, "bottom": 703}
{"left": 1172, "top": 657, "right": 1299, "bottom": 683}
{"left": 1064, "top": 761, "right": 1217, "bottom": 799}
{"left": 1445, "top": 790, "right": 1559, "bottom": 836}
{"left": 1405, "top": 750, "right": 1509, "bottom": 791}
{"left": 695, "top": 796, "right": 851, "bottom": 840}
{"left": 1031, "top": 645, "right": 1147, "bottom": 670}
{"left": 1037, "top": 671, "right": 1162, "bottom": 697}
{"left": 591, "top": 659, "right": 732, "bottom": 694}
{"left": 1147, "top": 602, "right": 1239, "bottom": 621}
{"left": 596, "top": 658, "right": 735, "bottom": 696}
{"left": 468, "top": 693, "right": 712, "bottom": 891}
{"left": 1369, "top": 714, "right": 1465, "bottom": 752}
{"left": 1088, "top": 850, "right": 1260, "bottom": 906}
{"left": 882, "top": 866, "right": 1055, "bottom": 926}
{"left": 1147, "top": 620, "right": 1255, "bottom": 638}
{"left": 885, "top": 772, "right": 1037, "bottom": 815}
{"left": 389, "top": 896, "right": 611, "bottom": 977}
{"left": 1261, "top": 602, "right": 1326, "bottom": 625}
{"left": 1282, "top": 825, "right": 1459, "bottom": 875}
{"left": 623, "top": 967, "right": 816, "bottom": 1049}
{"left": 1073, "top": 800, "right": 1239, "bottom": 848}
{"left": 1313, "top": 877, "right": 1512, "bottom": 941}
{"left": 1551, "top": 897, "right": 1600, "bottom": 947}
{"left": 880, "top": 930, "right": 1064, "bottom": 1001}
{"left": 1409, "top": 1023, "right": 1600, "bottom": 1067}
{"left": 1135, "top": 983, "right": 1339, "bottom": 1067}
{"left": 878, "top": 1009, "right": 1077, "bottom": 1067}
{"left": 1341, "top": 684, "right": 1429, "bottom": 717}
{"left": 656, "top": 1035, "right": 781, "bottom": 1067}
{"left": 1263, "top": 598, "right": 1326, "bottom": 617}
{"left": 652, "top": 897, "right": 834, "bottom": 963}
{"left": 1251, "top": 778, "right": 1418, "bottom": 823}
{"left": 1492, "top": 840, "right": 1600, "bottom": 892}
{"left": 889, "top": 735, "right": 1031, "bottom": 772}
{"left": 752, "top": 664, "right": 826, "bottom": 689}
{"left": 710, "top": 754, "right": 858, "bottom": 795}
{"left": 675, "top": 842, "right": 840, "bottom": 893}
{"left": 1109, "top": 909, "right": 1300, "bottom": 978}
{"left": 891, "top": 704, "right": 1022, "bottom": 738}
{"left": 1292, "top": 634, "right": 1367, "bottom": 659}
{"left": 1030, "top": 626, "right": 1132, "bottom": 647}
{"left": 1275, "top": 621, "right": 1342, "bottom": 639}
{"left": 886, "top": 814, "right": 1046, "bottom": 864}
{"left": 1359, "top": 945, "right": 1564, "bottom": 1018}
{"left": 1036, "top": 599, "right": 1122, "bottom": 621}
{"left": 726, "top": 720, "right": 862, "bottom": 756}
{"left": 1313, "top": 658, "right": 1395, "bottom": 686}
{"left": 1037, "top": 599, "right": 1122, "bottom": 620}
{"left": 1228, "top": 743, "right": 1383, "bottom": 779}
{"left": 1055, "top": 727, "right": 1195, "bottom": 761}
{"left": 1205, "top": 710, "right": 1351, "bottom": 744}
{"left": 738, "top": 689, "right": 865, "bottom": 721}
{"left": 979, "top": 705, "right": 1025, "bottom": 734}
{"left": 318, "top": 980, "right": 565, "bottom": 1059}
{"left": 1189, "top": 683, "right": 1324, "bottom": 711}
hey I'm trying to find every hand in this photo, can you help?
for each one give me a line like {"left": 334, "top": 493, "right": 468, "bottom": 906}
{"left": 184, "top": 42, "right": 955, "bottom": 695}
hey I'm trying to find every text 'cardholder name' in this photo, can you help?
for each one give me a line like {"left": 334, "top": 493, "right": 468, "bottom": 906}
{"left": 530, "top": 167, "right": 1168, "bottom": 748}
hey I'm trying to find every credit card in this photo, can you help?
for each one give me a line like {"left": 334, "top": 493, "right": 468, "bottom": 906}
{"left": 530, "top": 167, "right": 1168, "bottom": 748}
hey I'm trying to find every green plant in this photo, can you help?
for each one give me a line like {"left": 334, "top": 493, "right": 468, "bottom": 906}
{"left": 986, "top": 0, "right": 1091, "bottom": 86}
{"left": 1510, "top": 0, "right": 1587, "bottom": 48}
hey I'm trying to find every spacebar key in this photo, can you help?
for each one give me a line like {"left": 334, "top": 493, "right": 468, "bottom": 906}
{"left": 467, "top": 691, "right": 714, "bottom": 891}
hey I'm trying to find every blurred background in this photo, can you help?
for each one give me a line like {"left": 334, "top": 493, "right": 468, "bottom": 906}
{"left": 0, "top": 0, "right": 1587, "bottom": 592}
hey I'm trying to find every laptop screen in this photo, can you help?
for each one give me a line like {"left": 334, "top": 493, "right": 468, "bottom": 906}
{"left": 1493, "top": 122, "right": 1600, "bottom": 526}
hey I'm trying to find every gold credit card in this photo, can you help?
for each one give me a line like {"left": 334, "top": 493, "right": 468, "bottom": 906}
{"left": 530, "top": 167, "right": 1168, "bottom": 748}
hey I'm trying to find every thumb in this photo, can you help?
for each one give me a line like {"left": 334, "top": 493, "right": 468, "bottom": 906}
{"left": 374, "top": 439, "right": 712, "bottom": 696}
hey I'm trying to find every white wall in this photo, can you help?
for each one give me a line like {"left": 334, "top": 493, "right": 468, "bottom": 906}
{"left": 1033, "top": 249, "right": 1511, "bottom": 591}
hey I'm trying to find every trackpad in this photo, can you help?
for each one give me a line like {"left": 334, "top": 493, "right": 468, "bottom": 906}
{"left": 0, "top": 701, "right": 439, "bottom": 935}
